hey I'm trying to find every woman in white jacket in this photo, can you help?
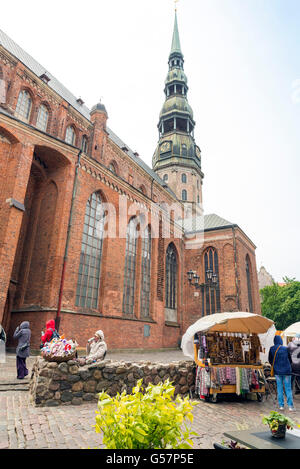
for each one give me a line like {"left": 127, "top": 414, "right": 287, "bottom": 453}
{"left": 78, "top": 330, "right": 107, "bottom": 365}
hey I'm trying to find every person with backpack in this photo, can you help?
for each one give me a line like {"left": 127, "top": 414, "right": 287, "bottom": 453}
{"left": 268, "top": 335, "right": 295, "bottom": 411}
{"left": 41, "top": 319, "right": 60, "bottom": 347}
{"left": 13, "top": 321, "right": 31, "bottom": 379}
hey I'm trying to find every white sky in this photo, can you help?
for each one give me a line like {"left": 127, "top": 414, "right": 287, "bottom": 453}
{"left": 1, "top": 0, "right": 300, "bottom": 282}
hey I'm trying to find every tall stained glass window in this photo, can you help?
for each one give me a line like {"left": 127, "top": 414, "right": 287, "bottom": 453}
{"left": 246, "top": 255, "right": 253, "bottom": 312}
{"left": 204, "top": 247, "right": 221, "bottom": 315}
{"left": 123, "top": 218, "right": 138, "bottom": 315}
{"left": 165, "top": 243, "right": 177, "bottom": 310}
{"left": 140, "top": 226, "right": 151, "bottom": 318}
{"left": 76, "top": 192, "right": 105, "bottom": 308}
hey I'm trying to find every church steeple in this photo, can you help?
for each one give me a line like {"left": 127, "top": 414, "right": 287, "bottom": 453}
{"left": 152, "top": 10, "right": 204, "bottom": 215}
{"left": 170, "top": 10, "right": 182, "bottom": 56}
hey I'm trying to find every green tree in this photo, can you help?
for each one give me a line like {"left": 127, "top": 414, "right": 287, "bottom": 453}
{"left": 261, "top": 278, "right": 300, "bottom": 330}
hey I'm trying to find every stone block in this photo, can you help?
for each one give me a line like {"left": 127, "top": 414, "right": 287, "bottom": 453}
{"left": 60, "top": 381, "right": 71, "bottom": 391}
{"left": 83, "top": 380, "right": 97, "bottom": 393}
{"left": 61, "top": 391, "right": 73, "bottom": 402}
{"left": 58, "top": 363, "right": 68, "bottom": 374}
{"left": 93, "top": 370, "right": 102, "bottom": 380}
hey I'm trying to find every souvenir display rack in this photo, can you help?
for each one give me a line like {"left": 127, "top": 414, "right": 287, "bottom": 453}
{"left": 194, "top": 331, "right": 265, "bottom": 402}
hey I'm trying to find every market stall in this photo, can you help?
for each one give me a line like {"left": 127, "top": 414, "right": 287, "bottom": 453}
{"left": 282, "top": 322, "right": 300, "bottom": 345}
{"left": 181, "top": 312, "right": 275, "bottom": 403}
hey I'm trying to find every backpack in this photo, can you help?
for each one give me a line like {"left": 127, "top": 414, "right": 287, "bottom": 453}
{"left": 40, "top": 328, "right": 60, "bottom": 349}
{"left": 50, "top": 328, "right": 60, "bottom": 340}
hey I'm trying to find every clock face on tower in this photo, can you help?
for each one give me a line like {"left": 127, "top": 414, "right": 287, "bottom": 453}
{"left": 160, "top": 141, "right": 171, "bottom": 153}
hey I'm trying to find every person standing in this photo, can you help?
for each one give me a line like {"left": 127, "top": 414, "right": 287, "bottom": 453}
{"left": 13, "top": 321, "right": 31, "bottom": 380}
{"left": 288, "top": 333, "right": 300, "bottom": 393}
{"left": 40, "top": 319, "right": 59, "bottom": 347}
{"left": 268, "top": 335, "right": 295, "bottom": 411}
{"left": 0, "top": 324, "right": 6, "bottom": 364}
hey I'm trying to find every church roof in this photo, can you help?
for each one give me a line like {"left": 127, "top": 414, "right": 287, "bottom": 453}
{"left": 0, "top": 28, "right": 177, "bottom": 199}
{"left": 0, "top": 28, "right": 91, "bottom": 120}
{"left": 183, "top": 213, "right": 235, "bottom": 233}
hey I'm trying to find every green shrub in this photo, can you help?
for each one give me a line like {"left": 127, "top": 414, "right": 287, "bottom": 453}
{"left": 95, "top": 379, "right": 198, "bottom": 449}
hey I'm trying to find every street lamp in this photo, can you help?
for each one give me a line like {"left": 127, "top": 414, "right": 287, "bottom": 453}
{"left": 187, "top": 268, "right": 219, "bottom": 316}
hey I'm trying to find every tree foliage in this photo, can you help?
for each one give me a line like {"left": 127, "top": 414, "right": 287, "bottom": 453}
{"left": 261, "top": 278, "right": 300, "bottom": 330}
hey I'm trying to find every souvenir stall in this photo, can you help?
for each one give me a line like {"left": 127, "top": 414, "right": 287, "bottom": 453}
{"left": 181, "top": 312, "right": 275, "bottom": 403}
{"left": 282, "top": 322, "right": 300, "bottom": 346}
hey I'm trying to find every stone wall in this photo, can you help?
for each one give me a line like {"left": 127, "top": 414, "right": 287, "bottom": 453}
{"left": 29, "top": 357, "right": 195, "bottom": 407}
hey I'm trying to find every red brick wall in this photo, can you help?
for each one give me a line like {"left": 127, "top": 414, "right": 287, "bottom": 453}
{"left": 0, "top": 45, "right": 262, "bottom": 352}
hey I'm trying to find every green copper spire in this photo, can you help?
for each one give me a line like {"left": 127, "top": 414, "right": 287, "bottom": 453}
{"left": 170, "top": 11, "right": 182, "bottom": 57}
{"left": 152, "top": 8, "right": 204, "bottom": 213}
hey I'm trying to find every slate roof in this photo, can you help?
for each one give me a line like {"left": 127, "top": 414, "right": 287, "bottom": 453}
{"left": 183, "top": 213, "right": 235, "bottom": 233}
{"left": 0, "top": 28, "right": 176, "bottom": 198}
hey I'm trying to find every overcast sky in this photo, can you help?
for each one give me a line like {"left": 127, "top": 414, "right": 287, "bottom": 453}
{"left": 2, "top": 0, "right": 300, "bottom": 282}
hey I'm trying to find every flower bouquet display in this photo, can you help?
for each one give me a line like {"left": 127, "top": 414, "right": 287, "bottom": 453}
{"left": 41, "top": 337, "right": 78, "bottom": 363}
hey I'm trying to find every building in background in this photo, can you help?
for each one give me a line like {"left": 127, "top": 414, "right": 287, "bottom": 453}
{"left": 258, "top": 266, "right": 275, "bottom": 290}
{"left": 0, "top": 11, "right": 261, "bottom": 350}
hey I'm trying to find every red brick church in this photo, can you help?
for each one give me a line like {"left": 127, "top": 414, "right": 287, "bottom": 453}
{"left": 0, "top": 12, "right": 261, "bottom": 351}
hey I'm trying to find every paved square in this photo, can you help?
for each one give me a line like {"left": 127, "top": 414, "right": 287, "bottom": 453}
{"left": 1, "top": 351, "right": 299, "bottom": 449}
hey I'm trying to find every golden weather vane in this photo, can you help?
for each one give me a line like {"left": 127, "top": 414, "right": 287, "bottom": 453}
{"left": 174, "top": 0, "right": 179, "bottom": 11}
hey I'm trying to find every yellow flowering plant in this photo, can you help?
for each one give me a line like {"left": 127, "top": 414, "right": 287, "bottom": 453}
{"left": 95, "top": 379, "right": 198, "bottom": 449}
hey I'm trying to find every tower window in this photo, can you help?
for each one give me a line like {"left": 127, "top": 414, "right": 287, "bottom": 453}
{"left": 182, "top": 189, "right": 187, "bottom": 201}
{"left": 163, "top": 174, "right": 168, "bottom": 182}
{"left": 181, "top": 173, "right": 187, "bottom": 183}
{"left": 176, "top": 118, "right": 188, "bottom": 132}
{"left": 182, "top": 144, "right": 187, "bottom": 157}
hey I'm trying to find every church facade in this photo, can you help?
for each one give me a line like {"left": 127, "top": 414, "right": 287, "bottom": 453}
{"left": 0, "top": 14, "right": 261, "bottom": 351}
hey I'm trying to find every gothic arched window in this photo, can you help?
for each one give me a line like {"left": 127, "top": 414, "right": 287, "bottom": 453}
{"left": 204, "top": 247, "right": 221, "bottom": 315}
{"left": 246, "top": 255, "right": 253, "bottom": 312}
{"left": 65, "top": 125, "right": 76, "bottom": 145}
{"left": 182, "top": 173, "right": 187, "bottom": 183}
{"left": 182, "top": 189, "right": 187, "bottom": 201}
{"left": 75, "top": 192, "right": 105, "bottom": 308}
{"left": 81, "top": 135, "right": 88, "bottom": 154}
{"left": 140, "top": 226, "right": 151, "bottom": 318}
{"left": 123, "top": 217, "right": 138, "bottom": 315}
{"left": 15, "top": 90, "right": 32, "bottom": 122}
{"left": 36, "top": 104, "right": 49, "bottom": 132}
{"left": 165, "top": 243, "right": 177, "bottom": 310}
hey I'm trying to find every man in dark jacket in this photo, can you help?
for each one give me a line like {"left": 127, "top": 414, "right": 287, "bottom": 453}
{"left": 13, "top": 321, "right": 31, "bottom": 379}
{"left": 268, "top": 335, "right": 295, "bottom": 411}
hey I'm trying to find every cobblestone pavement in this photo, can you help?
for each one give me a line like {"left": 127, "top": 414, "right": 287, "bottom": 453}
{"left": 1, "top": 350, "right": 300, "bottom": 449}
